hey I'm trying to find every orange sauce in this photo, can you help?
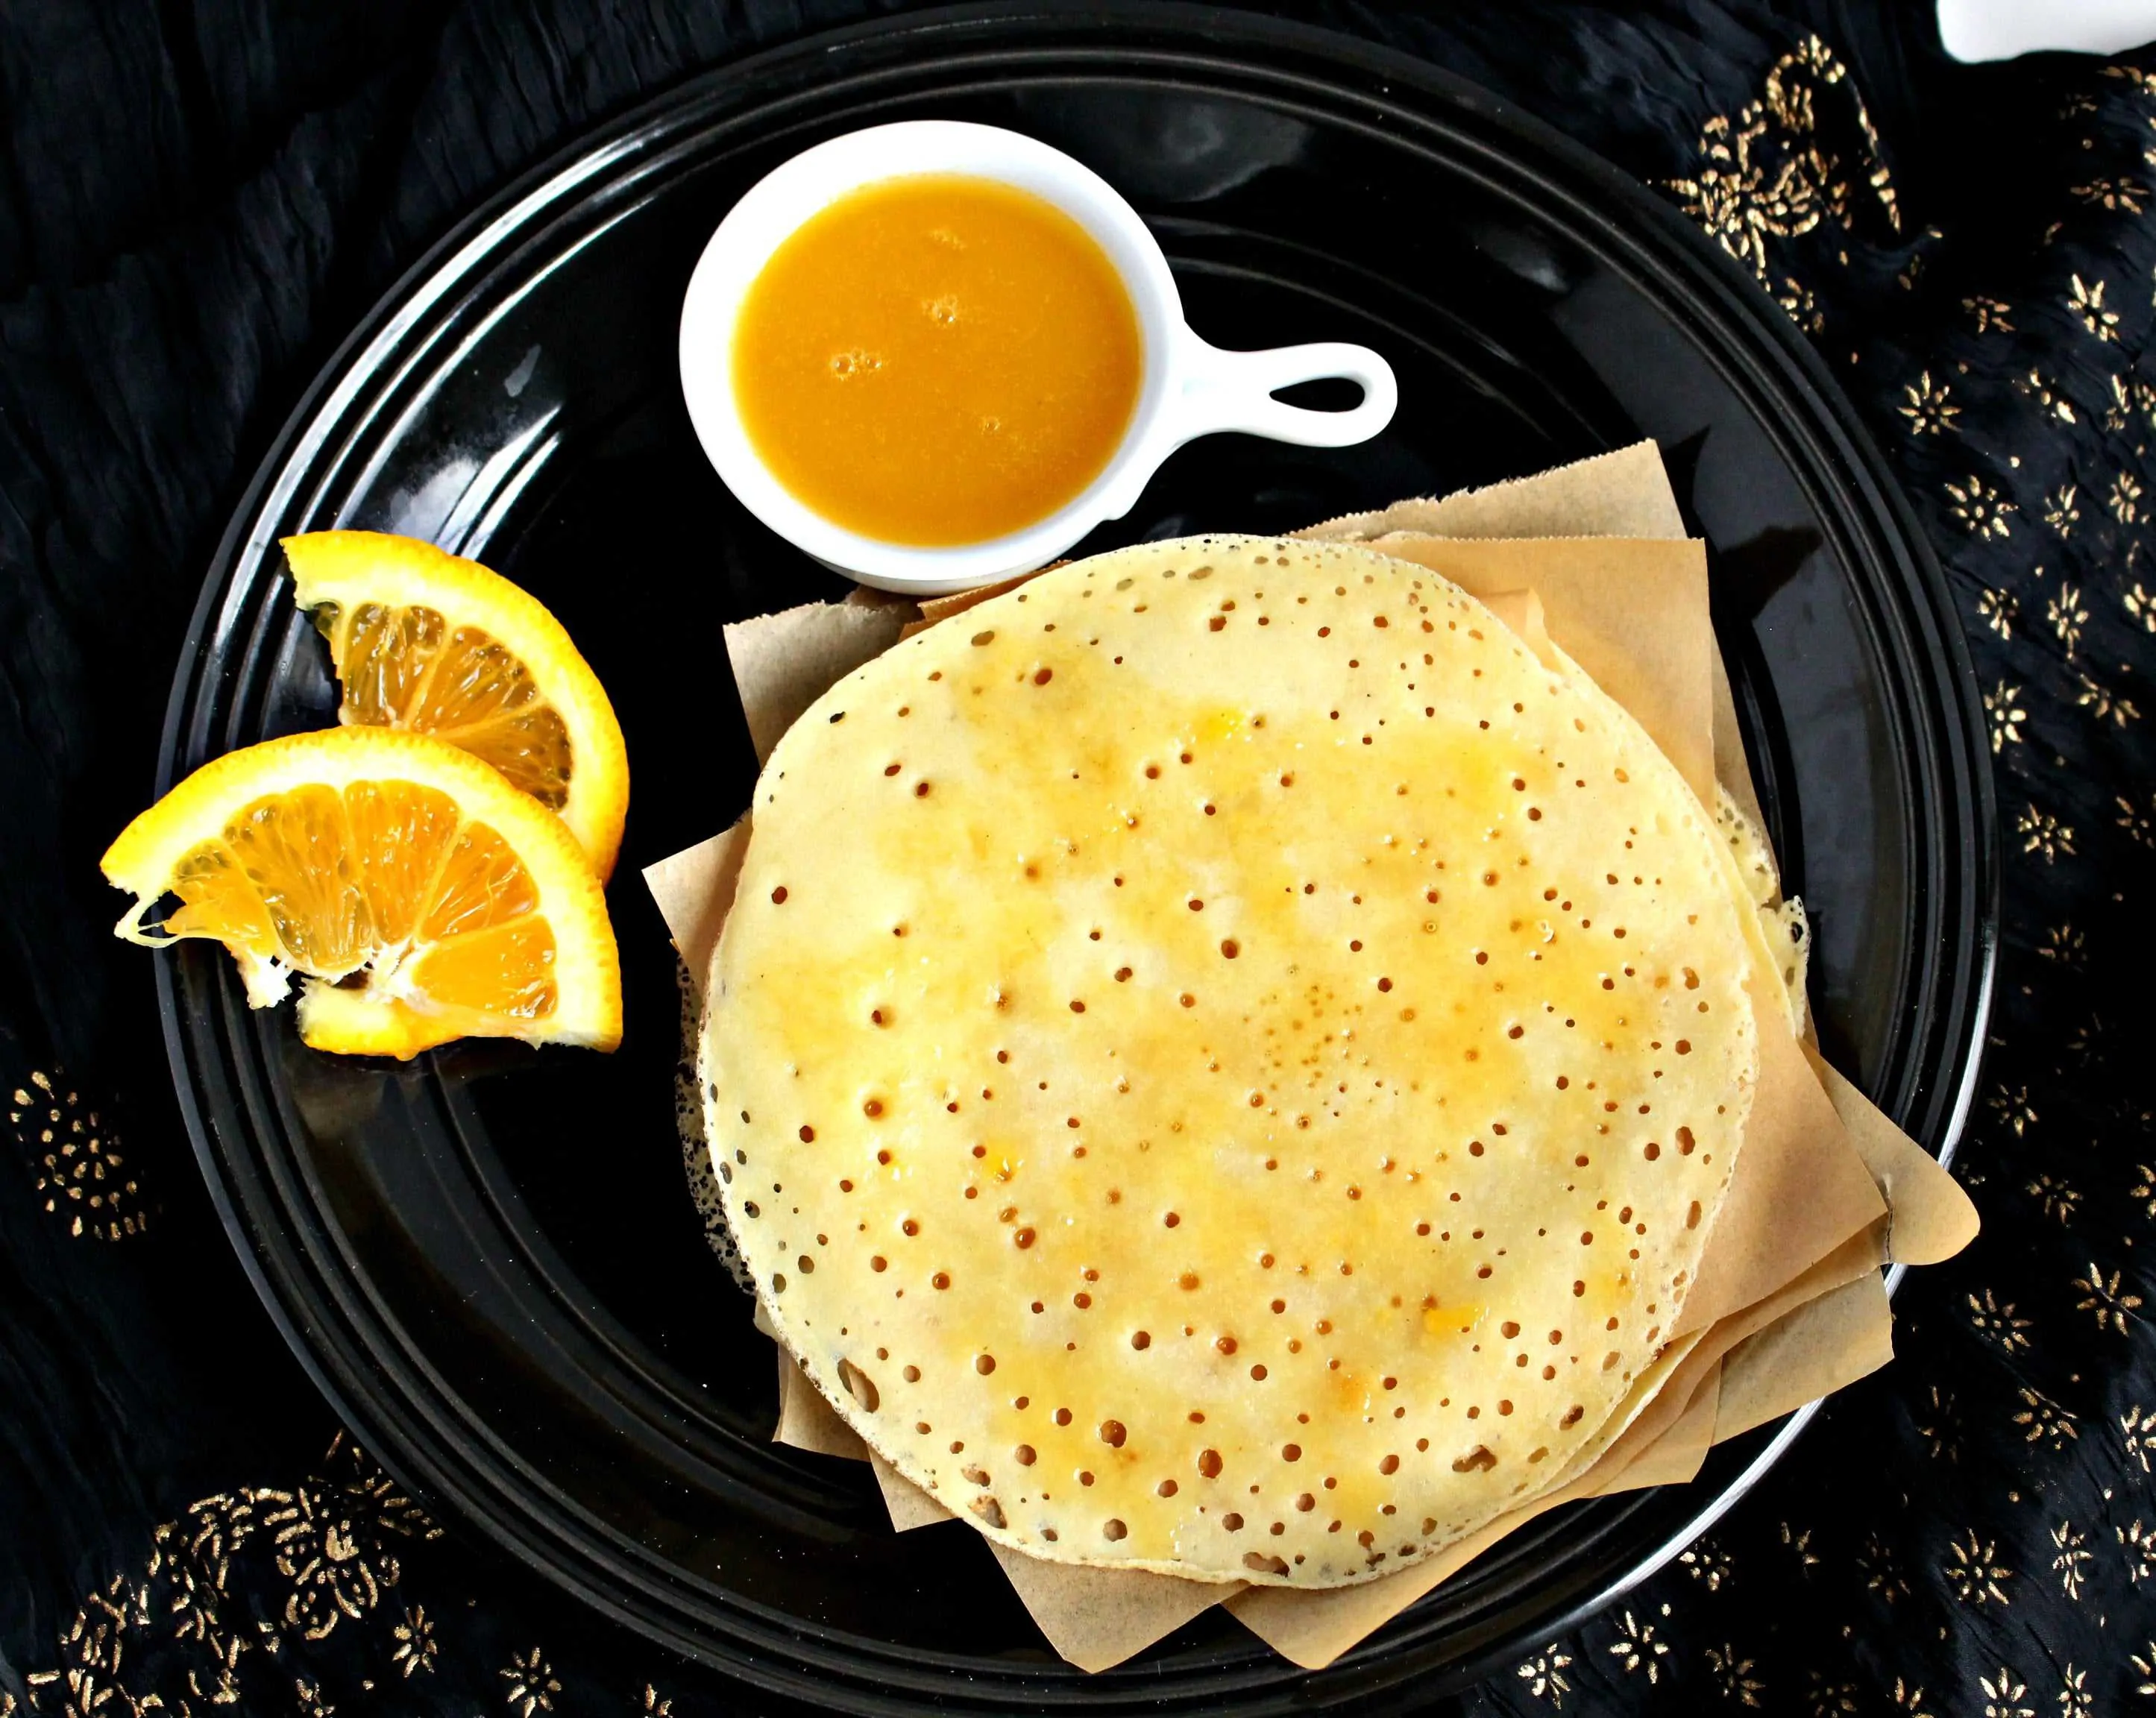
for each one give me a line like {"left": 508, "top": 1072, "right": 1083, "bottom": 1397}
{"left": 731, "top": 173, "right": 1143, "bottom": 546}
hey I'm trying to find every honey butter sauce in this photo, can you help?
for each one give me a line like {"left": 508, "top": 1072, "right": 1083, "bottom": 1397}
{"left": 729, "top": 173, "right": 1143, "bottom": 547}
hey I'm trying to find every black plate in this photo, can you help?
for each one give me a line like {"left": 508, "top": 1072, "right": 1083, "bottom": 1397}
{"left": 160, "top": 6, "right": 1996, "bottom": 1711}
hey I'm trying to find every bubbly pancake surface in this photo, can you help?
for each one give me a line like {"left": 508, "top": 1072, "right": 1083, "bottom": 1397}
{"left": 702, "top": 535, "right": 1759, "bottom": 1585}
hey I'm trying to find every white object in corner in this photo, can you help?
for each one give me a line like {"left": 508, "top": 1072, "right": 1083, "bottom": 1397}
{"left": 1939, "top": 0, "right": 2156, "bottom": 62}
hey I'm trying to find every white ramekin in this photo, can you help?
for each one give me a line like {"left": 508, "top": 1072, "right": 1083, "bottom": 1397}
{"left": 679, "top": 120, "right": 1398, "bottom": 595}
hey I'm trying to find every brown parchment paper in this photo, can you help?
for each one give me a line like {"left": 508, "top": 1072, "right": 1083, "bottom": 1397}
{"left": 641, "top": 440, "right": 1974, "bottom": 1671}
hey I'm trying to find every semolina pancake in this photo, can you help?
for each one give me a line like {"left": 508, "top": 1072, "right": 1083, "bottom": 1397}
{"left": 700, "top": 535, "right": 1760, "bottom": 1586}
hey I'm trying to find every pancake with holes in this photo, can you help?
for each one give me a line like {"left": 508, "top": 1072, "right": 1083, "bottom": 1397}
{"left": 701, "top": 535, "right": 1762, "bottom": 1586}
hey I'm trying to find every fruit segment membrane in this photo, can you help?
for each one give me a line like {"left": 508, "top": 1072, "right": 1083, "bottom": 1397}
{"left": 146, "top": 778, "right": 557, "bottom": 1021}
{"left": 316, "top": 600, "right": 575, "bottom": 809}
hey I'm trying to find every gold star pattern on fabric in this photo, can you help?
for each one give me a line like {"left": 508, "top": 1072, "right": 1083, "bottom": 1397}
{"left": 2073, "top": 670, "right": 2141, "bottom": 726}
{"left": 1606, "top": 1608, "right": 1669, "bottom": 1682}
{"left": 1978, "top": 1665, "right": 2034, "bottom": 1717}
{"left": 1889, "top": 1677, "right": 1936, "bottom": 1717}
{"left": 2070, "top": 177, "right": 2148, "bottom": 212}
{"left": 1899, "top": 371, "right": 1961, "bottom": 434}
{"left": 2048, "top": 584, "right": 2090, "bottom": 654}
{"left": 1943, "top": 1532, "right": 2014, "bottom": 1605}
{"left": 2118, "top": 795, "right": 2155, "bottom": 846}
{"left": 1984, "top": 679, "right": 2028, "bottom": 751}
{"left": 1514, "top": 1643, "right": 1573, "bottom": 1705}
{"left": 2072, "top": 1263, "right": 2143, "bottom": 1334}
{"left": 2067, "top": 274, "right": 2121, "bottom": 341}
{"left": 1706, "top": 1643, "right": 1766, "bottom": 1707}
{"left": 2016, "top": 805, "right": 2075, "bottom": 862}
{"left": 2110, "top": 471, "right": 2143, "bottom": 523}
{"left": 2025, "top": 1174, "right": 2081, "bottom": 1223}
{"left": 1968, "top": 1289, "right": 2035, "bottom": 1353}
{"left": 1947, "top": 474, "right": 2017, "bottom": 538}
{"left": 499, "top": 1646, "right": 560, "bottom": 1717}
{"left": 2043, "top": 483, "right": 2082, "bottom": 535}
{"left": 2049, "top": 1520, "right": 2093, "bottom": 1598}
{"left": 2015, "top": 1388, "right": 2079, "bottom": 1447}
{"left": 2011, "top": 368, "right": 2077, "bottom": 425}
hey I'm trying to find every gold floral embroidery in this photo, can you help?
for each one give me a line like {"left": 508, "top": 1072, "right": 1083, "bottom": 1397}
{"left": 2016, "top": 805, "right": 2075, "bottom": 862}
{"left": 1977, "top": 588, "right": 2020, "bottom": 638}
{"left": 1979, "top": 1666, "right": 2034, "bottom": 1718}
{"left": 1992, "top": 1084, "right": 2039, "bottom": 1136}
{"left": 2038, "top": 924, "right": 2087, "bottom": 966}
{"left": 2071, "top": 176, "right": 2149, "bottom": 212}
{"left": 1861, "top": 1530, "right": 1913, "bottom": 1601}
{"left": 2075, "top": 670, "right": 2142, "bottom": 725}
{"left": 2057, "top": 1664, "right": 2093, "bottom": 1718}
{"left": 1899, "top": 371, "right": 1961, "bottom": 434}
{"left": 2013, "top": 368, "right": 2078, "bottom": 424}
{"left": 390, "top": 1604, "right": 436, "bottom": 1678}
{"left": 1679, "top": 1540, "right": 1735, "bottom": 1588}
{"left": 2074, "top": 1262, "right": 2143, "bottom": 1333}
{"left": 2044, "top": 483, "right": 2081, "bottom": 535}
{"left": 1514, "top": 1643, "right": 1572, "bottom": 1705}
{"left": 1947, "top": 475, "right": 2017, "bottom": 538}
{"left": 2125, "top": 582, "right": 2155, "bottom": 630}
{"left": 1807, "top": 1670, "right": 1861, "bottom": 1714}
{"left": 1944, "top": 1532, "right": 2014, "bottom": 1605}
{"left": 15, "top": 1437, "right": 442, "bottom": 1716}
{"left": 500, "top": 1646, "right": 561, "bottom": 1717}
{"left": 2121, "top": 1520, "right": 2156, "bottom": 1582}
{"left": 2104, "top": 374, "right": 2134, "bottom": 432}
{"left": 2132, "top": 1643, "right": 2156, "bottom": 1699}
{"left": 1964, "top": 294, "right": 2015, "bottom": 333}
{"left": 638, "top": 1687, "right": 675, "bottom": 1717}
{"left": 262, "top": 1456, "right": 431, "bottom": 1641}
{"left": 2048, "top": 583, "right": 2090, "bottom": 653}
{"left": 1967, "top": 1288, "right": 2034, "bottom": 1352}
{"left": 1891, "top": 1675, "right": 1937, "bottom": 1717}
{"left": 1779, "top": 1521, "right": 1820, "bottom": 1573}
{"left": 2025, "top": 1175, "right": 2081, "bottom": 1224}
{"left": 1606, "top": 1609, "right": 1668, "bottom": 1681}
{"left": 1917, "top": 1384, "right": 1962, "bottom": 1460}
{"left": 1984, "top": 679, "right": 2027, "bottom": 752}
{"left": 2068, "top": 274, "right": 2120, "bottom": 340}
{"left": 1706, "top": 1643, "right": 1765, "bottom": 1706}
{"left": 2111, "top": 471, "right": 2143, "bottom": 522}
{"left": 2050, "top": 1520, "right": 2093, "bottom": 1598}
{"left": 10, "top": 1069, "right": 149, "bottom": 1241}
{"left": 1664, "top": 35, "right": 1898, "bottom": 330}
{"left": 2119, "top": 793, "right": 2154, "bottom": 846}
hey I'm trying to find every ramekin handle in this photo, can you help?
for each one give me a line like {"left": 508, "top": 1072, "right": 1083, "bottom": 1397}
{"left": 1169, "top": 333, "right": 1398, "bottom": 449}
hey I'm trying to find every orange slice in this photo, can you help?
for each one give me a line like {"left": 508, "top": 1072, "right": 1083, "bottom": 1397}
{"left": 102, "top": 728, "right": 622, "bottom": 1059}
{"left": 283, "top": 530, "right": 629, "bottom": 877}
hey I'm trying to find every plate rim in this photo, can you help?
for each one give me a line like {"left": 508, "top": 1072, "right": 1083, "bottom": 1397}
{"left": 155, "top": 4, "right": 1998, "bottom": 1710}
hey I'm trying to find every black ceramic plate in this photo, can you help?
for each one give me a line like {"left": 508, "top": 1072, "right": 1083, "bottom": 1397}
{"left": 161, "top": 6, "right": 1996, "bottom": 1711}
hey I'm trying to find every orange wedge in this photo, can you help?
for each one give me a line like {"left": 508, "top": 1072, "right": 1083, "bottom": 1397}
{"left": 102, "top": 728, "right": 621, "bottom": 1059}
{"left": 283, "top": 530, "right": 629, "bottom": 878}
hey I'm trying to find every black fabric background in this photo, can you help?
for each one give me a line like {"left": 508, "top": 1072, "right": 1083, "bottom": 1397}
{"left": 4, "top": 2, "right": 2153, "bottom": 1712}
